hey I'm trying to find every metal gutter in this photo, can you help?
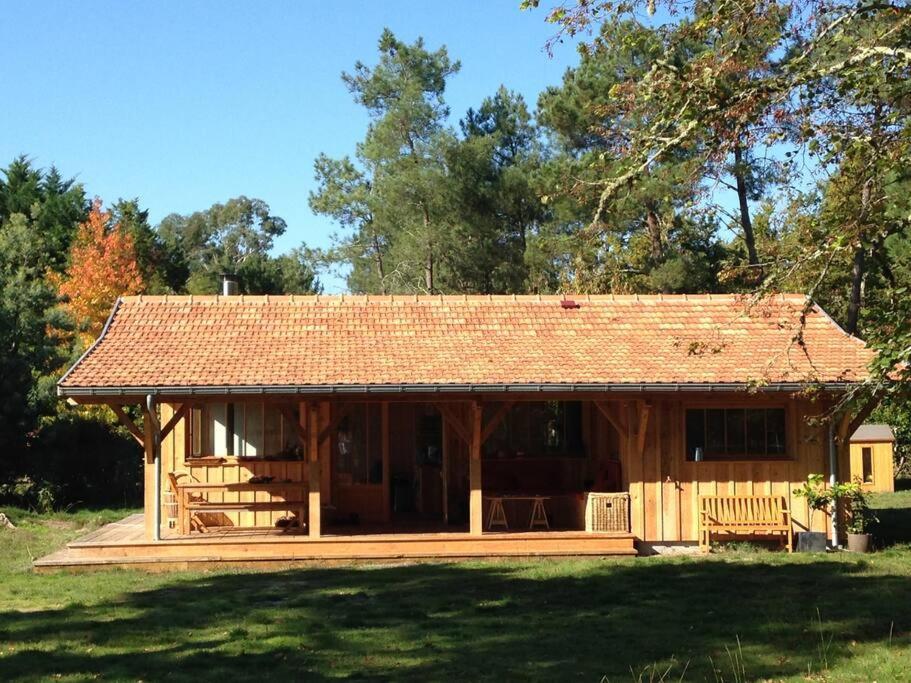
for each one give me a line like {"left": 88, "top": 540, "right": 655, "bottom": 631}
{"left": 58, "top": 381, "right": 859, "bottom": 399}
{"left": 828, "top": 421, "right": 840, "bottom": 549}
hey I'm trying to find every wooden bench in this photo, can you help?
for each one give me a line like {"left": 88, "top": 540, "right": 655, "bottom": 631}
{"left": 169, "top": 474, "right": 307, "bottom": 534}
{"left": 184, "top": 500, "right": 306, "bottom": 532}
{"left": 699, "top": 495, "right": 793, "bottom": 552}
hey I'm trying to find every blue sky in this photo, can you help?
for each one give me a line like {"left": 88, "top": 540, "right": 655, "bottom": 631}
{"left": 1, "top": 1, "right": 585, "bottom": 292}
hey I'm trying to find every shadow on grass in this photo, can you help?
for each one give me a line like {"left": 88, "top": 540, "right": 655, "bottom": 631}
{"left": 1, "top": 558, "right": 909, "bottom": 681}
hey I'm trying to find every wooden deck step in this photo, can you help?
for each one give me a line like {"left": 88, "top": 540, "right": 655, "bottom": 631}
{"left": 36, "top": 515, "right": 637, "bottom": 571}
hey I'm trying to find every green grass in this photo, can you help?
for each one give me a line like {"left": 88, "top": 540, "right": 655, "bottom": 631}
{"left": 1, "top": 498, "right": 910, "bottom": 682}
{"left": 869, "top": 484, "right": 911, "bottom": 547}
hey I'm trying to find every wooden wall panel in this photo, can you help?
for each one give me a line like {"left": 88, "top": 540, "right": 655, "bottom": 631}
{"left": 849, "top": 442, "right": 895, "bottom": 493}
{"left": 590, "top": 394, "right": 835, "bottom": 543}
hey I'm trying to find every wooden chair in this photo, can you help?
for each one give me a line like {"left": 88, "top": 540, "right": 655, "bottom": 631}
{"left": 699, "top": 495, "right": 793, "bottom": 552}
{"left": 168, "top": 471, "right": 206, "bottom": 535}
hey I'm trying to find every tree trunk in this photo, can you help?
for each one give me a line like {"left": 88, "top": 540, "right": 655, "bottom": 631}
{"left": 370, "top": 231, "right": 387, "bottom": 295}
{"left": 645, "top": 205, "right": 662, "bottom": 261}
{"left": 421, "top": 203, "right": 434, "bottom": 294}
{"left": 734, "top": 143, "right": 759, "bottom": 266}
{"left": 425, "top": 246, "right": 434, "bottom": 293}
{"left": 846, "top": 244, "right": 865, "bottom": 336}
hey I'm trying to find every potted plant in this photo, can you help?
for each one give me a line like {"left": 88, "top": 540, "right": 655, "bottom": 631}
{"left": 792, "top": 474, "right": 832, "bottom": 552}
{"left": 844, "top": 482, "right": 878, "bottom": 553}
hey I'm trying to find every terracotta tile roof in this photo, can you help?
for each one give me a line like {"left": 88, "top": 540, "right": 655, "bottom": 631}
{"left": 58, "top": 293, "right": 874, "bottom": 394}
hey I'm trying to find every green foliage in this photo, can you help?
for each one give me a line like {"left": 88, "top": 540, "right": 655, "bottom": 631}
{"left": 843, "top": 484, "right": 878, "bottom": 535}
{"left": 793, "top": 474, "right": 835, "bottom": 528}
{"left": 0, "top": 476, "right": 60, "bottom": 513}
{"left": 0, "top": 155, "right": 88, "bottom": 272}
{"left": 312, "top": 32, "right": 551, "bottom": 294}
{"left": 871, "top": 400, "right": 911, "bottom": 478}
{"left": 311, "top": 30, "right": 461, "bottom": 294}
{"left": 158, "top": 196, "right": 321, "bottom": 294}
{"left": 535, "top": 19, "right": 725, "bottom": 293}
{"left": 0, "top": 156, "right": 319, "bottom": 510}
{"left": 0, "top": 203, "right": 72, "bottom": 454}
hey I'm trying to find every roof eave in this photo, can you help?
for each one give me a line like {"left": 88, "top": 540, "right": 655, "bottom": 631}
{"left": 57, "top": 381, "right": 862, "bottom": 400}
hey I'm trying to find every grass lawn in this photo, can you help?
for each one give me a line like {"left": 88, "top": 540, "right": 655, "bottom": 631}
{"left": 1, "top": 496, "right": 910, "bottom": 682}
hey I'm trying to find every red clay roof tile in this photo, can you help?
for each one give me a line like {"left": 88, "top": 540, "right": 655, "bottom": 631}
{"left": 57, "top": 294, "right": 874, "bottom": 391}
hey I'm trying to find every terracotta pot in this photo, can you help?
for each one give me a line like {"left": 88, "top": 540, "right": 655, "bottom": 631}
{"left": 847, "top": 533, "right": 872, "bottom": 553}
{"left": 796, "top": 531, "right": 827, "bottom": 552}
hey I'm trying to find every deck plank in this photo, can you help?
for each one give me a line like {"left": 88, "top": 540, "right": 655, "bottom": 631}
{"left": 38, "top": 513, "right": 637, "bottom": 571}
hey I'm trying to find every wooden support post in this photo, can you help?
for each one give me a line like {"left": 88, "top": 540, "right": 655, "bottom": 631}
{"left": 636, "top": 401, "right": 652, "bottom": 457}
{"left": 469, "top": 401, "right": 483, "bottom": 536}
{"left": 143, "top": 407, "right": 157, "bottom": 541}
{"left": 441, "top": 419, "right": 449, "bottom": 525}
{"left": 308, "top": 402, "right": 321, "bottom": 537}
{"left": 141, "top": 398, "right": 162, "bottom": 542}
{"left": 381, "top": 402, "right": 391, "bottom": 523}
{"left": 627, "top": 401, "right": 645, "bottom": 540}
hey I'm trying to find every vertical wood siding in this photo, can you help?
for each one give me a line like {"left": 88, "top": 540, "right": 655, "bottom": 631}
{"left": 608, "top": 396, "right": 834, "bottom": 542}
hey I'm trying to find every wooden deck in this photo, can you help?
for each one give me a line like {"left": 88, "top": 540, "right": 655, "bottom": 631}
{"left": 34, "top": 514, "right": 637, "bottom": 571}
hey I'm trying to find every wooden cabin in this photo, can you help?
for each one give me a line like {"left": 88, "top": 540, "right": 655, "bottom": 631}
{"left": 849, "top": 424, "right": 895, "bottom": 492}
{"left": 45, "top": 293, "right": 876, "bottom": 568}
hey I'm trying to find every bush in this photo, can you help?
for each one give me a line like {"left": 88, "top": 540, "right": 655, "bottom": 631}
{"left": 0, "top": 412, "right": 142, "bottom": 510}
{"left": 0, "top": 475, "right": 60, "bottom": 512}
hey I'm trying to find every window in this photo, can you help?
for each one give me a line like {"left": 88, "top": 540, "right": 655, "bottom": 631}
{"left": 483, "top": 401, "right": 585, "bottom": 458}
{"left": 862, "top": 447, "right": 874, "bottom": 484}
{"left": 335, "top": 404, "right": 383, "bottom": 485}
{"left": 686, "top": 407, "right": 786, "bottom": 460}
{"left": 187, "top": 403, "right": 301, "bottom": 458}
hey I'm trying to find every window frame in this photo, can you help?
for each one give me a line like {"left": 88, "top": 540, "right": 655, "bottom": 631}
{"left": 184, "top": 402, "right": 301, "bottom": 461}
{"left": 861, "top": 446, "right": 874, "bottom": 484}
{"left": 332, "top": 403, "right": 384, "bottom": 486}
{"left": 684, "top": 402, "right": 793, "bottom": 462}
{"left": 482, "top": 400, "right": 586, "bottom": 460}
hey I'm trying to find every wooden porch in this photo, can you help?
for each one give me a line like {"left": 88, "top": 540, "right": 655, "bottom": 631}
{"left": 34, "top": 513, "right": 637, "bottom": 571}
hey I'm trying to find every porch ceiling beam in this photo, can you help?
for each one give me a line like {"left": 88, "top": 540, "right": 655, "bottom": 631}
{"left": 435, "top": 403, "right": 471, "bottom": 445}
{"left": 481, "top": 401, "right": 514, "bottom": 445}
{"left": 593, "top": 400, "right": 627, "bottom": 439}
{"left": 110, "top": 404, "right": 144, "bottom": 447}
{"left": 159, "top": 403, "right": 188, "bottom": 441}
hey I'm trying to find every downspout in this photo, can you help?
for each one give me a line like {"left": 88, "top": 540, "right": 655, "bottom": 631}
{"left": 147, "top": 394, "right": 162, "bottom": 541}
{"left": 828, "top": 421, "right": 840, "bottom": 549}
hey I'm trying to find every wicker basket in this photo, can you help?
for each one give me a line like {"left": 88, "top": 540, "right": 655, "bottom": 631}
{"left": 584, "top": 492, "right": 630, "bottom": 532}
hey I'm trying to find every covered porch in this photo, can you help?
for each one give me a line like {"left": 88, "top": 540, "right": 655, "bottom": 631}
{"left": 143, "top": 394, "right": 640, "bottom": 542}
{"left": 37, "top": 393, "right": 642, "bottom": 568}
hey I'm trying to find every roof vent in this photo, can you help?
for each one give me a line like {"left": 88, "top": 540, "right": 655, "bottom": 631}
{"left": 561, "top": 299, "right": 580, "bottom": 309}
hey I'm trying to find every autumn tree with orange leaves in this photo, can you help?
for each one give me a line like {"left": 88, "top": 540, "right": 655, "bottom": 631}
{"left": 57, "top": 199, "right": 144, "bottom": 344}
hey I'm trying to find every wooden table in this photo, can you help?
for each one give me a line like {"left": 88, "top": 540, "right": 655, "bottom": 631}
{"left": 483, "top": 494, "right": 552, "bottom": 531}
{"left": 175, "top": 481, "right": 307, "bottom": 534}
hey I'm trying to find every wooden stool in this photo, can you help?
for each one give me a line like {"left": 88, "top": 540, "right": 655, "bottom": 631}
{"left": 486, "top": 497, "right": 509, "bottom": 530}
{"left": 529, "top": 497, "right": 550, "bottom": 530}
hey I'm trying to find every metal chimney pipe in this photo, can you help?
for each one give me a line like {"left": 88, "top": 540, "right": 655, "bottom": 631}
{"left": 222, "top": 275, "right": 239, "bottom": 296}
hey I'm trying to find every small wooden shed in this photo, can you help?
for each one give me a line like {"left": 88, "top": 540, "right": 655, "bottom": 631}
{"left": 849, "top": 424, "right": 895, "bottom": 492}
